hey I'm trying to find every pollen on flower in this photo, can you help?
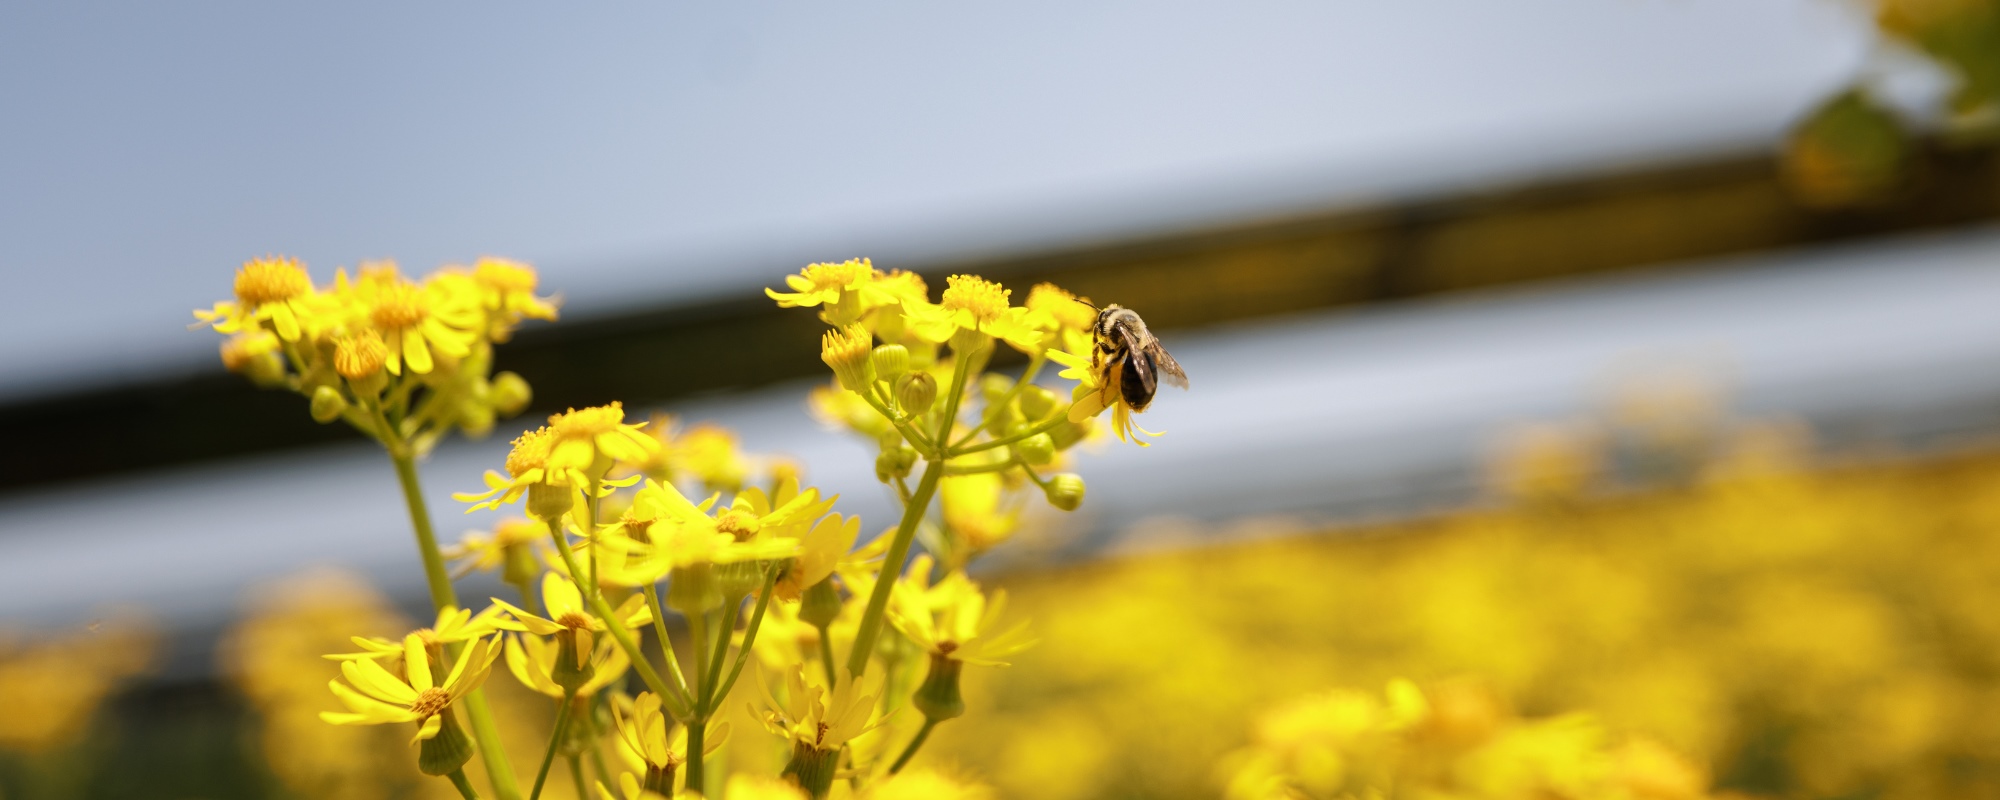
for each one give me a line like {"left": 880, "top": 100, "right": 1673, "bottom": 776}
{"left": 334, "top": 329, "right": 389, "bottom": 379}
{"left": 555, "top": 611, "right": 593, "bottom": 630}
{"left": 800, "top": 259, "right": 873, "bottom": 291}
{"left": 409, "top": 687, "right": 452, "bottom": 717}
{"left": 369, "top": 281, "right": 429, "bottom": 331}
{"left": 506, "top": 427, "right": 556, "bottom": 476}
{"left": 234, "top": 257, "right": 311, "bottom": 306}
{"left": 942, "top": 275, "right": 1011, "bottom": 323}
{"left": 549, "top": 402, "right": 626, "bottom": 437}
{"left": 717, "top": 509, "right": 762, "bottom": 541}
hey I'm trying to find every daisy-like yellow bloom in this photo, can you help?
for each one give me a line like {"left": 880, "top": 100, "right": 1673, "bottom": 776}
{"left": 334, "top": 263, "right": 481, "bottom": 375}
{"left": 324, "top": 605, "right": 508, "bottom": 663}
{"left": 443, "top": 517, "right": 547, "bottom": 581}
{"left": 1024, "top": 282, "right": 1097, "bottom": 356}
{"left": 471, "top": 256, "right": 559, "bottom": 334}
{"left": 939, "top": 472, "right": 1019, "bottom": 556}
{"left": 756, "top": 665, "right": 888, "bottom": 766}
{"left": 766, "top": 259, "right": 917, "bottom": 326}
{"left": 504, "top": 629, "right": 629, "bottom": 698}
{"left": 548, "top": 402, "right": 661, "bottom": 477}
{"left": 320, "top": 632, "right": 501, "bottom": 745}
{"left": 615, "top": 415, "right": 757, "bottom": 493}
{"left": 610, "top": 692, "right": 729, "bottom": 795}
{"left": 773, "top": 512, "right": 862, "bottom": 602}
{"left": 886, "top": 557, "right": 1035, "bottom": 668}
{"left": 456, "top": 426, "right": 625, "bottom": 518}
{"left": 905, "top": 275, "right": 1044, "bottom": 353}
{"left": 491, "top": 572, "right": 654, "bottom": 658}
{"left": 332, "top": 328, "right": 390, "bottom": 382}
{"left": 598, "top": 480, "right": 805, "bottom": 587}
{"left": 1047, "top": 345, "right": 1161, "bottom": 446}
{"left": 218, "top": 330, "right": 283, "bottom": 384}
{"left": 194, "top": 256, "right": 325, "bottom": 341}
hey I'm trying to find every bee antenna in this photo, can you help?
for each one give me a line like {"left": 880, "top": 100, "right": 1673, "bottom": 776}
{"left": 1074, "top": 297, "right": 1099, "bottom": 311}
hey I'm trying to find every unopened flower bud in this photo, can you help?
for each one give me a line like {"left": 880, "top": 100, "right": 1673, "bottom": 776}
{"left": 1050, "top": 418, "right": 1092, "bottom": 451}
{"left": 875, "top": 446, "right": 917, "bottom": 483}
{"left": 1017, "top": 385, "right": 1059, "bottom": 421}
{"left": 1045, "top": 473, "right": 1085, "bottom": 511}
{"left": 871, "top": 344, "right": 910, "bottom": 379}
{"left": 1014, "top": 433, "right": 1056, "bottom": 466}
{"left": 490, "top": 371, "right": 532, "bottom": 417}
{"left": 821, "top": 325, "right": 876, "bottom": 392}
{"left": 897, "top": 372, "right": 938, "bottom": 417}
{"left": 799, "top": 576, "right": 844, "bottom": 628}
{"left": 417, "top": 708, "right": 475, "bottom": 776}
{"left": 526, "top": 482, "right": 574, "bottom": 522}
{"left": 309, "top": 385, "right": 348, "bottom": 424}
{"left": 913, "top": 652, "right": 966, "bottom": 722}
{"left": 458, "top": 398, "right": 495, "bottom": 438}
{"left": 550, "top": 627, "right": 597, "bottom": 695}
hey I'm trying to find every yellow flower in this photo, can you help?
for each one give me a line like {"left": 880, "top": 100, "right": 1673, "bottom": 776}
{"left": 886, "top": 557, "right": 1034, "bottom": 667}
{"left": 1024, "top": 282, "right": 1096, "bottom": 355}
{"left": 720, "top": 774, "right": 810, "bottom": 800}
{"left": 471, "top": 256, "right": 559, "bottom": 334}
{"left": 490, "top": 572, "right": 654, "bottom": 645}
{"left": 334, "top": 263, "right": 481, "bottom": 375}
{"left": 219, "top": 330, "right": 282, "bottom": 376}
{"left": 862, "top": 768, "right": 995, "bottom": 800}
{"left": 323, "top": 605, "right": 508, "bottom": 663}
{"left": 1047, "top": 345, "right": 1161, "bottom": 446}
{"left": 320, "top": 632, "right": 500, "bottom": 744}
{"left": 939, "top": 472, "right": 1019, "bottom": 555}
{"left": 443, "top": 517, "right": 547, "bottom": 579}
{"left": 598, "top": 480, "right": 802, "bottom": 586}
{"left": 458, "top": 427, "right": 572, "bottom": 511}
{"left": 194, "top": 256, "right": 326, "bottom": 341}
{"left": 766, "top": 258, "right": 916, "bottom": 326}
{"left": 333, "top": 328, "right": 390, "bottom": 381}
{"left": 755, "top": 664, "right": 888, "bottom": 753}
{"left": 905, "top": 275, "right": 1044, "bottom": 352}
{"left": 821, "top": 324, "right": 876, "bottom": 392}
{"left": 504, "top": 629, "right": 629, "bottom": 698}
{"left": 610, "top": 692, "right": 729, "bottom": 786}
{"left": 615, "top": 415, "right": 757, "bottom": 493}
{"left": 773, "top": 512, "right": 862, "bottom": 602}
{"left": 548, "top": 402, "right": 661, "bottom": 475}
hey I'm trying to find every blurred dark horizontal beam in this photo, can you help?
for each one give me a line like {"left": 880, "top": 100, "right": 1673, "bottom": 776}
{"left": 5, "top": 140, "right": 1999, "bottom": 494}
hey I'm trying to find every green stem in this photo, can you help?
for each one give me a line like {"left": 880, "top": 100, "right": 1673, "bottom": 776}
{"left": 641, "top": 585, "right": 693, "bottom": 700}
{"left": 547, "top": 522, "right": 684, "bottom": 717}
{"left": 448, "top": 768, "right": 483, "bottom": 800}
{"left": 889, "top": 718, "right": 940, "bottom": 774}
{"left": 847, "top": 455, "right": 945, "bottom": 678}
{"left": 712, "top": 568, "right": 780, "bottom": 705}
{"left": 584, "top": 477, "right": 602, "bottom": 600}
{"left": 686, "top": 719, "right": 707, "bottom": 797}
{"left": 862, "top": 386, "right": 935, "bottom": 453}
{"left": 953, "top": 352, "right": 1045, "bottom": 448}
{"left": 1014, "top": 453, "right": 1054, "bottom": 489}
{"left": 942, "top": 460, "right": 1016, "bottom": 476}
{"left": 701, "top": 603, "right": 735, "bottom": 711}
{"left": 566, "top": 754, "right": 589, "bottom": 800}
{"left": 949, "top": 407, "right": 1070, "bottom": 457}
{"left": 816, "top": 625, "right": 839, "bottom": 690}
{"left": 389, "top": 448, "right": 522, "bottom": 800}
{"left": 528, "top": 696, "right": 572, "bottom": 800}
{"left": 688, "top": 611, "right": 710, "bottom": 708}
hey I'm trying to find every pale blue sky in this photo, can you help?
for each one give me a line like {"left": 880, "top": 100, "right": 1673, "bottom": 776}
{"left": 0, "top": 1, "right": 1872, "bottom": 398}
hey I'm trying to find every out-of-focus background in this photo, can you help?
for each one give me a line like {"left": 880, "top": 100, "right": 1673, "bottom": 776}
{"left": 4, "top": 1, "right": 1999, "bottom": 798}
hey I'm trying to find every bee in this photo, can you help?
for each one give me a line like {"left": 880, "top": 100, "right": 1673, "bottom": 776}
{"left": 1091, "top": 304, "right": 1188, "bottom": 412}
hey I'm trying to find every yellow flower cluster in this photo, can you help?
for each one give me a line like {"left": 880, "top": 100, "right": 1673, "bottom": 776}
{"left": 194, "top": 255, "right": 553, "bottom": 450}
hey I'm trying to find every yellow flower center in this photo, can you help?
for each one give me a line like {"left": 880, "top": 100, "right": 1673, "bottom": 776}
{"left": 820, "top": 325, "right": 872, "bottom": 368}
{"left": 620, "top": 512, "right": 657, "bottom": 543}
{"left": 942, "top": 275, "right": 1010, "bottom": 323}
{"left": 234, "top": 257, "right": 311, "bottom": 306}
{"left": 370, "top": 282, "right": 429, "bottom": 331}
{"left": 474, "top": 258, "right": 539, "bottom": 292}
{"left": 410, "top": 687, "right": 452, "bottom": 717}
{"left": 1027, "top": 283, "right": 1095, "bottom": 331}
{"left": 937, "top": 641, "right": 960, "bottom": 655}
{"left": 716, "top": 509, "right": 761, "bottom": 541}
{"left": 505, "top": 428, "right": 556, "bottom": 476}
{"left": 800, "top": 259, "right": 873, "bottom": 291}
{"left": 334, "top": 329, "right": 389, "bottom": 379}
{"left": 549, "top": 402, "right": 626, "bottom": 438}
{"left": 414, "top": 628, "right": 439, "bottom": 645}
{"left": 556, "top": 611, "right": 594, "bottom": 631}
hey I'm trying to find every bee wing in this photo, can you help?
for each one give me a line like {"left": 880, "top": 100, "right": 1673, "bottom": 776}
{"left": 1115, "top": 325, "right": 1156, "bottom": 397}
{"left": 1146, "top": 342, "right": 1189, "bottom": 389}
